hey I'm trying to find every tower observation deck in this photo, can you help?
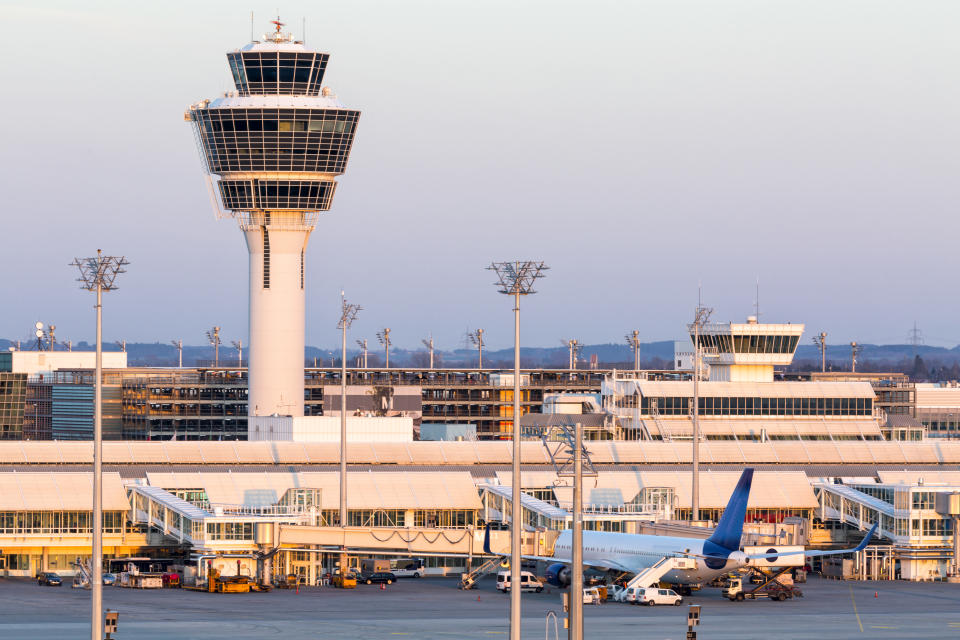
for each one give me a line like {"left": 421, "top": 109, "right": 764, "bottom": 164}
{"left": 185, "top": 22, "right": 361, "bottom": 418}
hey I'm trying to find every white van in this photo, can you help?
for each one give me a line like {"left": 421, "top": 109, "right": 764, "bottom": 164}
{"left": 496, "top": 570, "right": 543, "bottom": 593}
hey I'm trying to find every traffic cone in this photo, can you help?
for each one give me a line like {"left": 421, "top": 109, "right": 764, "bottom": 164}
{"left": 380, "top": 582, "right": 386, "bottom": 591}
{"left": 478, "top": 595, "right": 482, "bottom": 602}
{"left": 874, "top": 592, "right": 878, "bottom": 598}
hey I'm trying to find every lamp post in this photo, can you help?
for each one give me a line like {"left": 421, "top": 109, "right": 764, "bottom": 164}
{"left": 488, "top": 260, "right": 547, "bottom": 640}
{"left": 689, "top": 305, "right": 712, "bottom": 522}
{"left": 338, "top": 293, "right": 361, "bottom": 575}
{"left": 71, "top": 250, "right": 128, "bottom": 640}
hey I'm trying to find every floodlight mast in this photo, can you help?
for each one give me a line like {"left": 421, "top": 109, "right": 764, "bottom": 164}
{"left": 421, "top": 335, "right": 435, "bottom": 369}
{"left": 487, "top": 260, "right": 547, "bottom": 640}
{"left": 377, "top": 328, "right": 391, "bottom": 368}
{"left": 171, "top": 340, "right": 183, "bottom": 368}
{"left": 70, "top": 250, "right": 127, "bottom": 640}
{"left": 355, "top": 339, "right": 368, "bottom": 369}
{"left": 206, "top": 327, "right": 221, "bottom": 367}
{"left": 812, "top": 332, "right": 827, "bottom": 373}
{"left": 231, "top": 340, "right": 243, "bottom": 368}
{"left": 689, "top": 304, "right": 713, "bottom": 522}
{"left": 468, "top": 329, "right": 485, "bottom": 368}
{"left": 625, "top": 330, "right": 641, "bottom": 370}
{"left": 338, "top": 293, "right": 361, "bottom": 575}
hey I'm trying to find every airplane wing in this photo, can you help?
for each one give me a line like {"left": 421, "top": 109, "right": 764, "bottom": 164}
{"left": 742, "top": 524, "right": 878, "bottom": 561}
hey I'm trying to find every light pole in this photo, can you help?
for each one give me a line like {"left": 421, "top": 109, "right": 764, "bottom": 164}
{"left": 625, "top": 330, "right": 641, "bottom": 370}
{"left": 338, "top": 293, "right": 361, "bottom": 575}
{"left": 689, "top": 305, "right": 712, "bottom": 522}
{"left": 488, "top": 260, "right": 547, "bottom": 640}
{"left": 812, "top": 332, "right": 827, "bottom": 373}
{"left": 206, "top": 326, "right": 221, "bottom": 367}
{"left": 170, "top": 340, "right": 183, "bottom": 368}
{"left": 468, "top": 329, "right": 485, "bottom": 368}
{"left": 71, "top": 250, "right": 128, "bottom": 640}
{"left": 377, "top": 328, "right": 391, "bottom": 368}
{"left": 355, "top": 339, "right": 368, "bottom": 369}
{"left": 231, "top": 340, "right": 243, "bottom": 368}
{"left": 421, "top": 335, "right": 435, "bottom": 369}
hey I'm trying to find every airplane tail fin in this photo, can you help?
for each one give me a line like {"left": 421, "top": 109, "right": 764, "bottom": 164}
{"left": 706, "top": 468, "right": 754, "bottom": 551}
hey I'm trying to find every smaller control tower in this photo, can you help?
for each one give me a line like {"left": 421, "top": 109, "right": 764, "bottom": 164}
{"left": 690, "top": 316, "right": 804, "bottom": 382}
{"left": 185, "top": 21, "right": 361, "bottom": 417}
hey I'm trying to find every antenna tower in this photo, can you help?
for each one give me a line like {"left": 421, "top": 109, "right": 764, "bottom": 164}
{"left": 851, "top": 341, "right": 863, "bottom": 373}
{"left": 563, "top": 339, "right": 582, "bottom": 370}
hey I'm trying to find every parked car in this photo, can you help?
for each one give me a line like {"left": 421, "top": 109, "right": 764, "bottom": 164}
{"left": 607, "top": 584, "right": 627, "bottom": 602}
{"left": 37, "top": 573, "right": 62, "bottom": 586}
{"left": 496, "top": 570, "right": 543, "bottom": 593}
{"left": 102, "top": 573, "right": 117, "bottom": 586}
{"left": 638, "top": 587, "right": 683, "bottom": 606}
{"left": 360, "top": 571, "right": 396, "bottom": 585}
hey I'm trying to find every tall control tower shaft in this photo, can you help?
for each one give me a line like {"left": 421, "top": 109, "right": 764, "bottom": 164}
{"left": 186, "top": 22, "right": 360, "bottom": 417}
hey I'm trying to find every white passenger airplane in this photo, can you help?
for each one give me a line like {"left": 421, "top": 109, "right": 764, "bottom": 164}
{"left": 485, "top": 469, "right": 877, "bottom": 589}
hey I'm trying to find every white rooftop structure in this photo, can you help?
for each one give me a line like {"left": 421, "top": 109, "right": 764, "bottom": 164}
{"left": 0, "top": 350, "right": 127, "bottom": 377}
{"left": 248, "top": 416, "right": 414, "bottom": 442}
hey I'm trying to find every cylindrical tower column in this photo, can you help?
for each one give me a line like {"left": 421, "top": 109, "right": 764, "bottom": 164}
{"left": 244, "top": 212, "right": 310, "bottom": 417}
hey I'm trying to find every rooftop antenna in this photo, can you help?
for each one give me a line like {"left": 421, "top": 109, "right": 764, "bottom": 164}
{"left": 115, "top": 339, "right": 126, "bottom": 353}
{"left": 48, "top": 324, "right": 56, "bottom": 351}
{"left": 468, "top": 329, "right": 485, "bottom": 368}
{"left": 754, "top": 277, "right": 760, "bottom": 321}
{"left": 302, "top": 16, "right": 306, "bottom": 45}
{"left": 421, "top": 334, "right": 435, "bottom": 369}
{"left": 562, "top": 338, "right": 582, "bottom": 370}
{"left": 34, "top": 322, "right": 44, "bottom": 350}
{"left": 250, "top": 11, "right": 254, "bottom": 42}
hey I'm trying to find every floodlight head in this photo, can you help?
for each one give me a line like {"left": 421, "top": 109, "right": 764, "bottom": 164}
{"left": 35, "top": 321, "right": 43, "bottom": 330}
{"left": 338, "top": 296, "right": 361, "bottom": 330}
{"left": 70, "top": 250, "right": 129, "bottom": 292}
{"left": 488, "top": 261, "right": 548, "bottom": 295}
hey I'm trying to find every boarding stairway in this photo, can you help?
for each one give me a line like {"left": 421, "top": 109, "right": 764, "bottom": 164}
{"left": 624, "top": 556, "right": 697, "bottom": 589}
{"left": 71, "top": 559, "right": 92, "bottom": 589}
{"left": 458, "top": 556, "right": 502, "bottom": 590}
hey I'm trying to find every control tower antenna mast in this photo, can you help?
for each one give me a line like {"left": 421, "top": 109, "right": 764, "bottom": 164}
{"left": 186, "top": 19, "right": 361, "bottom": 418}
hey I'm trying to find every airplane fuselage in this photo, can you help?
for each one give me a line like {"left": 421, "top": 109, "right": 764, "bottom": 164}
{"left": 552, "top": 529, "right": 745, "bottom": 584}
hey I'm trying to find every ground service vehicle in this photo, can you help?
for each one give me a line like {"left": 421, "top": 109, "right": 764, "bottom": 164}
{"left": 333, "top": 572, "right": 358, "bottom": 589}
{"left": 583, "top": 587, "right": 603, "bottom": 604}
{"left": 496, "top": 570, "right": 543, "bottom": 593}
{"left": 37, "top": 573, "right": 62, "bottom": 586}
{"left": 360, "top": 571, "right": 396, "bottom": 585}
{"left": 638, "top": 588, "right": 683, "bottom": 606}
{"left": 102, "top": 573, "right": 117, "bottom": 586}
{"left": 624, "top": 586, "right": 643, "bottom": 604}
{"left": 723, "top": 576, "right": 802, "bottom": 601}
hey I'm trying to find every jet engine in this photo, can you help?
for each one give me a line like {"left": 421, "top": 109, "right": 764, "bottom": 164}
{"left": 545, "top": 563, "right": 570, "bottom": 587}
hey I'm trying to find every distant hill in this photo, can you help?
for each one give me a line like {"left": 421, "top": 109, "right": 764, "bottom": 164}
{"left": 3, "top": 337, "right": 959, "bottom": 377}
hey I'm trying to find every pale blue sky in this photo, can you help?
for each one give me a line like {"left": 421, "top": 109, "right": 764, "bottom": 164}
{"left": 2, "top": 1, "right": 958, "bottom": 350}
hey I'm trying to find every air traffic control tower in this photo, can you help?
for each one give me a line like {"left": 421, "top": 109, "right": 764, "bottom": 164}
{"left": 185, "top": 22, "right": 361, "bottom": 417}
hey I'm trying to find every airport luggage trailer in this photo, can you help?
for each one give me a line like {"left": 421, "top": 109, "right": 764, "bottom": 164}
{"left": 722, "top": 568, "right": 803, "bottom": 602}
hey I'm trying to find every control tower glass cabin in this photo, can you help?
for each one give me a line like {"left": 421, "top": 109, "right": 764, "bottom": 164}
{"left": 185, "top": 24, "right": 360, "bottom": 417}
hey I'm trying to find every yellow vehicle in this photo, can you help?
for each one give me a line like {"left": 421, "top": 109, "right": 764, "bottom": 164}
{"left": 332, "top": 572, "right": 358, "bottom": 589}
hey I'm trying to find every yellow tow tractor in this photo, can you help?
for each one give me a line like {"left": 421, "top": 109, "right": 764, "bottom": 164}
{"left": 205, "top": 561, "right": 272, "bottom": 594}
{"left": 332, "top": 571, "right": 357, "bottom": 589}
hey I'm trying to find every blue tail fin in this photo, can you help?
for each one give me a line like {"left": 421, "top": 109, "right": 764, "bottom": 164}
{"left": 706, "top": 468, "right": 754, "bottom": 551}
